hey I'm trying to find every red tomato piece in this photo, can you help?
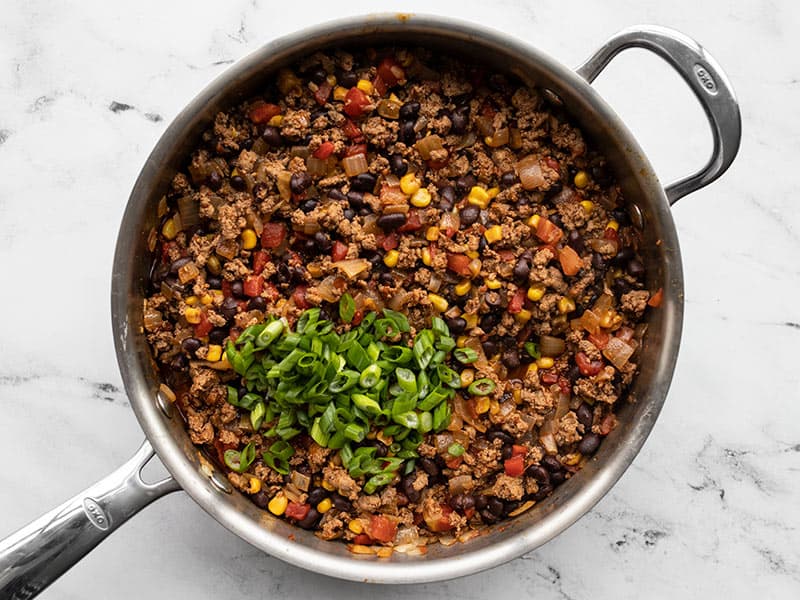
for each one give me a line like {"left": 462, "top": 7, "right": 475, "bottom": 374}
{"left": 541, "top": 372, "right": 558, "bottom": 385}
{"left": 331, "top": 240, "right": 348, "bottom": 262}
{"left": 373, "top": 74, "right": 387, "bottom": 97}
{"left": 243, "top": 275, "right": 263, "bottom": 298}
{"left": 345, "top": 143, "right": 367, "bottom": 157}
{"left": 292, "top": 285, "right": 309, "bottom": 309}
{"left": 341, "top": 119, "right": 363, "bottom": 140}
{"left": 398, "top": 210, "right": 422, "bottom": 232}
{"left": 194, "top": 312, "right": 213, "bottom": 338}
{"left": 252, "top": 251, "right": 270, "bottom": 275}
{"left": 377, "top": 57, "right": 405, "bottom": 86}
{"left": 353, "top": 533, "right": 373, "bottom": 545}
{"left": 445, "top": 455, "right": 463, "bottom": 469}
{"left": 285, "top": 502, "right": 311, "bottom": 521}
{"left": 313, "top": 81, "right": 331, "bottom": 105}
{"left": 575, "top": 351, "right": 604, "bottom": 376}
{"left": 511, "top": 445, "right": 527, "bottom": 457}
{"left": 536, "top": 218, "right": 563, "bottom": 244}
{"left": 351, "top": 309, "right": 364, "bottom": 326}
{"left": 588, "top": 331, "right": 610, "bottom": 350}
{"left": 604, "top": 227, "right": 619, "bottom": 242}
{"left": 221, "top": 280, "right": 232, "bottom": 298}
{"left": 508, "top": 288, "right": 526, "bottom": 314}
{"left": 260, "top": 222, "right": 286, "bottom": 249}
{"left": 558, "top": 245, "right": 582, "bottom": 276}
{"left": 369, "top": 515, "right": 397, "bottom": 543}
{"left": 424, "top": 503, "right": 454, "bottom": 533}
{"left": 446, "top": 253, "right": 472, "bottom": 276}
{"left": 648, "top": 288, "right": 663, "bottom": 308}
{"left": 504, "top": 455, "right": 526, "bottom": 477}
{"left": 381, "top": 233, "right": 399, "bottom": 251}
{"left": 313, "top": 141, "right": 335, "bottom": 159}
{"left": 343, "top": 87, "right": 370, "bottom": 118}
{"left": 248, "top": 101, "right": 281, "bottom": 124}
{"left": 544, "top": 156, "right": 560, "bottom": 172}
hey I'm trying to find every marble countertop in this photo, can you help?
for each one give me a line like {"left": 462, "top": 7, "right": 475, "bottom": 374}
{"left": 1, "top": 1, "right": 798, "bottom": 598}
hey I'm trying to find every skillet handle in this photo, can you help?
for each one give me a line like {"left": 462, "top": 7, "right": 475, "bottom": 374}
{"left": 0, "top": 440, "right": 180, "bottom": 599}
{"left": 576, "top": 25, "right": 741, "bottom": 205}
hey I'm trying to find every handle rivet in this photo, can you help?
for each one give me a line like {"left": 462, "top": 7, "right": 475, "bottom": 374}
{"left": 155, "top": 391, "right": 174, "bottom": 419}
{"left": 210, "top": 472, "right": 232, "bottom": 494}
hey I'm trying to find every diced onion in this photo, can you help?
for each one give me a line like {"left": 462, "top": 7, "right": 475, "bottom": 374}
{"left": 448, "top": 475, "right": 473, "bottom": 496}
{"left": 306, "top": 156, "right": 327, "bottom": 177}
{"left": 290, "top": 145, "right": 310, "bottom": 159}
{"left": 440, "top": 210, "right": 460, "bottom": 232}
{"left": 332, "top": 259, "right": 370, "bottom": 279}
{"left": 277, "top": 171, "right": 292, "bottom": 200}
{"left": 454, "top": 132, "right": 477, "bottom": 150}
{"left": 342, "top": 153, "right": 369, "bottom": 177}
{"left": 177, "top": 195, "right": 200, "bottom": 228}
{"left": 414, "top": 135, "right": 444, "bottom": 160}
{"left": 485, "top": 127, "right": 509, "bottom": 147}
{"left": 516, "top": 155, "right": 546, "bottom": 190}
{"left": 603, "top": 337, "right": 635, "bottom": 369}
{"left": 290, "top": 470, "right": 311, "bottom": 492}
{"left": 377, "top": 99, "right": 401, "bottom": 119}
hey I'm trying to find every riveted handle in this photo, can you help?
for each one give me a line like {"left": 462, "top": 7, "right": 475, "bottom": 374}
{"left": 576, "top": 25, "right": 741, "bottom": 205}
{"left": 0, "top": 440, "right": 180, "bottom": 599}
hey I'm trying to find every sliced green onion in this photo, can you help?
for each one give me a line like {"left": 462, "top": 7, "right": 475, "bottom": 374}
{"left": 447, "top": 442, "right": 465, "bottom": 457}
{"left": 329, "top": 370, "right": 359, "bottom": 393}
{"left": 250, "top": 401, "right": 266, "bottom": 431}
{"left": 255, "top": 319, "right": 285, "bottom": 348}
{"left": 224, "top": 441, "right": 256, "bottom": 473}
{"left": 524, "top": 341, "right": 540, "bottom": 359}
{"left": 352, "top": 394, "right": 382, "bottom": 416}
{"left": 468, "top": 378, "right": 496, "bottom": 396}
{"left": 359, "top": 364, "right": 382, "bottom": 388}
{"left": 343, "top": 423, "right": 366, "bottom": 442}
{"left": 454, "top": 347, "right": 478, "bottom": 364}
{"left": 413, "top": 329, "right": 435, "bottom": 369}
{"left": 339, "top": 293, "right": 356, "bottom": 323}
{"left": 395, "top": 367, "right": 417, "bottom": 393}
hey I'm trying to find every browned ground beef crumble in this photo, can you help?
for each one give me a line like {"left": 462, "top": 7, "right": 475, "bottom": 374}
{"left": 144, "top": 46, "right": 657, "bottom": 552}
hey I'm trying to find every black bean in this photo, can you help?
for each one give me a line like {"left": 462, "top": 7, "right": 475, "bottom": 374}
{"left": 338, "top": 70, "right": 358, "bottom": 88}
{"left": 541, "top": 455, "right": 562, "bottom": 472}
{"left": 181, "top": 337, "right": 202, "bottom": 355}
{"left": 501, "top": 445, "right": 513, "bottom": 461}
{"left": 484, "top": 291, "right": 503, "bottom": 308}
{"left": 474, "top": 495, "right": 489, "bottom": 511}
{"left": 439, "top": 185, "right": 456, "bottom": 211}
{"left": 401, "top": 475, "right": 421, "bottom": 503}
{"left": 351, "top": 172, "right": 377, "bottom": 192}
{"left": 252, "top": 491, "right": 270, "bottom": 509}
{"left": 399, "top": 101, "right": 420, "bottom": 120}
{"left": 300, "top": 199, "right": 318, "bottom": 213}
{"left": 399, "top": 120, "right": 416, "bottom": 144}
{"left": 627, "top": 259, "right": 645, "bottom": 279}
{"left": 207, "top": 171, "right": 222, "bottom": 191}
{"left": 500, "top": 171, "right": 518, "bottom": 188}
{"left": 478, "top": 236, "right": 488, "bottom": 254}
{"left": 459, "top": 205, "right": 480, "bottom": 228}
{"left": 445, "top": 317, "right": 467, "bottom": 335}
{"left": 611, "top": 247, "right": 634, "bottom": 267}
{"left": 170, "top": 354, "right": 188, "bottom": 370}
{"left": 343, "top": 208, "right": 355, "bottom": 221}
{"left": 513, "top": 258, "right": 530, "bottom": 283}
{"left": 208, "top": 328, "right": 227, "bottom": 345}
{"left": 532, "top": 484, "right": 553, "bottom": 501}
{"left": 325, "top": 188, "right": 344, "bottom": 202}
{"left": 503, "top": 500, "right": 522, "bottom": 516}
{"left": 163, "top": 276, "right": 186, "bottom": 295}
{"left": 576, "top": 403, "right": 593, "bottom": 432}
{"left": 455, "top": 174, "right": 477, "bottom": 195}
{"left": 221, "top": 297, "right": 239, "bottom": 320}
{"left": 419, "top": 457, "right": 439, "bottom": 477}
{"left": 550, "top": 471, "right": 566, "bottom": 486}
{"left": 310, "top": 107, "right": 328, "bottom": 123}
{"left": 379, "top": 272, "right": 395, "bottom": 286}
{"left": 567, "top": 230, "right": 585, "bottom": 254}
{"left": 290, "top": 172, "right": 312, "bottom": 195}
{"left": 450, "top": 107, "right": 469, "bottom": 134}
{"left": 487, "top": 497, "right": 505, "bottom": 517}
{"left": 549, "top": 213, "right": 563, "bottom": 228}
{"left": 309, "top": 67, "right": 328, "bottom": 84}
{"left": 307, "top": 487, "right": 328, "bottom": 506}
{"left": 612, "top": 275, "right": 632, "bottom": 297}
{"left": 248, "top": 296, "right": 267, "bottom": 311}
{"left": 527, "top": 465, "right": 551, "bottom": 485}
{"left": 501, "top": 349, "right": 521, "bottom": 370}
{"left": 390, "top": 153, "right": 408, "bottom": 176}
{"left": 297, "top": 508, "right": 321, "bottom": 529}
{"left": 481, "top": 339, "right": 499, "bottom": 358}
{"left": 578, "top": 432, "right": 601, "bottom": 455}
{"left": 331, "top": 493, "right": 353, "bottom": 513}
{"left": 480, "top": 509, "right": 498, "bottom": 524}
{"left": 240, "top": 138, "right": 254, "bottom": 151}
{"left": 345, "top": 189, "right": 364, "bottom": 208}
{"left": 230, "top": 175, "right": 246, "bottom": 191}
{"left": 358, "top": 206, "right": 372, "bottom": 216}
{"left": 374, "top": 441, "right": 389, "bottom": 458}
{"left": 486, "top": 428, "right": 513, "bottom": 445}
{"left": 262, "top": 126, "right": 282, "bottom": 147}
{"left": 592, "top": 253, "right": 607, "bottom": 271}
{"left": 449, "top": 493, "right": 476, "bottom": 512}
{"left": 303, "top": 239, "right": 317, "bottom": 253}
{"left": 314, "top": 231, "right": 331, "bottom": 252}
{"left": 377, "top": 213, "right": 407, "bottom": 231}
{"left": 480, "top": 312, "right": 500, "bottom": 331}
{"left": 169, "top": 257, "right": 191, "bottom": 275}
{"left": 231, "top": 281, "right": 244, "bottom": 298}
{"left": 611, "top": 207, "right": 631, "bottom": 226}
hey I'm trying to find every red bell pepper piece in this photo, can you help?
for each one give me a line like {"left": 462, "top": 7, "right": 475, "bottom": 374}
{"left": 313, "top": 141, "right": 335, "bottom": 159}
{"left": 285, "top": 502, "right": 311, "bottom": 521}
{"left": 504, "top": 455, "right": 525, "bottom": 477}
{"left": 343, "top": 87, "right": 370, "bottom": 118}
{"left": 331, "top": 240, "right": 348, "bottom": 261}
{"left": 247, "top": 101, "right": 281, "bottom": 124}
{"left": 368, "top": 515, "right": 397, "bottom": 543}
{"left": 252, "top": 251, "right": 269, "bottom": 275}
{"left": 260, "top": 222, "right": 286, "bottom": 249}
{"left": 508, "top": 288, "right": 526, "bottom": 314}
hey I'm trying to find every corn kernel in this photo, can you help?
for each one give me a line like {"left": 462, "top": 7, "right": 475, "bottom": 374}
{"left": 421, "top": 247, "right": 432, "bottom": 266}
{"left": 307, "top": 264, "right": 323, "bottom": 277}
{"left": 389, "top": 93, "right": 401, "bottom": 104}
{"left": 454, "top": 280, "right": 472, "bottom": 296}
{"left": 348, "top": 519, "right": 364, "bottom": 534}
{"left": 525, "top": 214, "right": 541, "bottom": 229}
{"left": 185, "top": 295, "right": 199, "bottom": 306}
{"left": 206, "top": 344, "right": 222, "bottom": 362}
{"left": 460, "top": 368, "right": 475, "bottom": 387}
{"left": 515, "top": 308, "right": 532, "bottom": 323}
{"left": 558, "top": 297, "right": 576, "bottom": 314}
{"left": 580, "top": 200, "right": 594, "bottom": 214}
{"left": 200, "top": 294, "right": 213, "bottom": 306}
{"left": 513, "top": 389, "right": 522, "bottom": 404}
{"left": 428, "top": 293, "right": 448, "bottom": 312}
{"left": 210, "top": 289, "right": 224, "bottom": 300}
{"left": 463, "top": 313, "right": 478, "bottom": 329}
{"left": 356, "top": 79, "right": 374, "bottom": 94}
{"left": 484, "top": 225, "right": 503, "bottom": 243}
{"left": 489, "top": 399, "right": 501, "bottom": 415}
{"left": 333, "top": 86, "right": 348, "bottom": 101}
{"left": 316, "top": 498, "right": 333, "bottom": 514}
{"left": 241, "top": 228, "right": 258, "bottom": 250}
{"left": 322, "top": 480, "right": 335, "bottom": 491}
{"left": 526, "top": 363, "right": 539, "bottom": 377}
{"left": 184, "top": 307, "right": 201, "bottom": 324}
{"left": 268, "top": 115, "right": 283, "bottom": 127}
{"left": 468, "top": 258, "right": 482, "bottom": 277}
{"left": 383, "top": 250, "right": 399, "bottom": 268}
{"left": 606, "top": 220, "right": 619, "bottom": 231}
{"left": 410, "top": 188, "right": 432, "bottom": 207}
{"left": 485, "top": 276, "right": 502, "bottom": 290}
{"left": 376, "top": 547, "right": 393, "bottom": 558}
{"left": 487, "top": 187, "right": 500, "bottom": 199}
{"left": 573, "top": 171, "right": 590, "bottom": 189}
{"left": 247, "top": 477, "right": 262, "bottom": 494}
{"left": 162, "top": 218, "right": 177, "bottom": 240}
{"left": 425, "top": 226, "right": 440, "bottom": 241}
{"left": 268, "top": 494, "right": 288, "bottom": 516}
{"left": 474, "top": 397, "right": 491, "bottom": 414}
{"left": 400, "top": 173, "right": 421, "bottom": 195}
{"left": 563, "top": 452, "right": 582, "bottom": 466}
{"left": 537, "top": 357, "right": 555, "bottom": 369}
{"left": 467, "top": 186, "right": 490, "bottom": 209}
{"left": 527, "top": 284, "right": 546, "bottom": 302}
{"left": 600, "top": 311, "right": 622, "bottom": 329}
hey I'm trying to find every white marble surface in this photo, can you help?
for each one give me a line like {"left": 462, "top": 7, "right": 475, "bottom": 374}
{"left": 1, "top": 0, "right": 798, "bottom": 598}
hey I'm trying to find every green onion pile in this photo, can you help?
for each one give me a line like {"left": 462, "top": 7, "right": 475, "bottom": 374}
{"left": 223, "top": 294, "right": 493, "bottom": 495}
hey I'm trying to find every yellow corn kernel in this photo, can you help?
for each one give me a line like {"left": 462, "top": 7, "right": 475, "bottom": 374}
{"left": 268, "top": 114, "right": 283, "bottom": 127}
{"left": 485, "top": 276, "right": 502, "bottom": 290}
{"left": 526, "top": 363, "right": 539, "bottom": 377}
{"left": 489, "top": 399, "right": 501, "bottom": 415}
{"left": 484, "top": 225, "right": 503, "bottom": 243}
{"left": 200, "top": 294, "right": 213, "bottom": 306}
{"left": 247, "top": 477, "right": 262, "bottom": 494}
{"left": 206, "top": 344, "right": 222, "bottom": 362}
{"left": 456, "top": 336, "right": 468, "bottom": 348}
{"left": 513, "top": 389, "right": 522, "bottom": 404}
{"left": 460, "top": 369, "right": 475, "bottom": 387}
{"left": 333, "top": 86, "right": 348, "bottom": 101}
{"left": 376, "top": 547, "right": 393, "bottom": 558}
{"left": 210, "top": 289, "right": 224, "bottom": 300}
{"left": 162, "top": 218, "right": 177, "bottom": 240}
{"left": 573, "top": 170, "right": 590, "bottom": 189}
{"left": 515, "top": 308, "right": 532, "bottom": 323}
{"left": 307, "top": 263, "right": 323, "bottom": 278}
{"left": 527, "top": 284, "right": 546, "bottom": 302}
{"left": 536, "top": 357, "right": 555, "bottom": 369}
{"left": 316, "top": 498, "right": 333, "bottom": 514}
{"left": 326, "top": 74, "right": 337, "bottom": 86}
{"left": 383, "top": 250, "right": 399, "bottom": 268}
{"left": 421, "top": 247, "right": 432, "bottom": 266}
{"left": 356, "top": 79, "right": 374, "bottom": 94}
{"left": 322, "top": 480, "right": 335, "bottom": 491}
{"left": 580, "top": 200, "right": 594, "bottom": 214}
{"left": 185, "top": 295, "right": 199, "bottom": 306}
{"left": 268, "top": 494, "right": 288, "bottom": 516}
{"left": 425, "top": 226, "right": 440, "bottom": 241}
{"left": 487, "top": 187, "right": 500, "bottom": 199}
{"left": 464, "top": 313, "right": 478, "bottom": 329}
{"left": 466, "top": 250, "right": 479, "bottom": 259}
{"left": 241, "top": 228, "right": 258, "bottom": 250}
{"left": 400, "top": 173, "right": 421, "bottom": 196}
{"left": 468, "top": 258, "right": 482, "bottom": 277}
{"left": 525, "top": 214, "right": 541, "bottom": 229}
{"left": 410, "top": 188, "right": 432, "bottom": 208}
{"left": 428, "top": 293, "right": 448, "bottom": 312}
{"left": 600, "top": 311, "right": 622, "bottom": 329}
{"left": 563, "top": 452, "right": 582, "bottom": 466}
{"left": 606, "top": 220, "right": 619, "bottom": 231}
{"left": 467, "top": 186, "right": 490, "bottom": 209}
{"left": 184, "top": 307, "right": 201, "bottom": 324}
{"left": 348, "top": 519, "right": 364, "bottom": 534}
{"left": 474, "top": 396, "right": 491, "bottom": 414}
{"left": 455, "top": 280, "right": 472, "bottom": 296}
{"left": 558, "top": 297, "right": 576, "bottom": 314}
{"left": 389, "top": 92, "right": 401, "bottom": 104}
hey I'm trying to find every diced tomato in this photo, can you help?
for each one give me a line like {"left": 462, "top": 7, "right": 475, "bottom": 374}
{"left": 342, "top": 119, "right": 363, "bottom": 140}
{"left": 285, "top": 502, "right": 311, "bottom": 521}
{"left": 252, "top": 251, "right": 270, "bottom": 275}
{"left": 313, "top": 81, "right": 332, "bottom": 105}
{"left": 504, "top": 455, "right": 526, "bottom": 477}
{"left": 446, "top": 253, "right": 472, "bottom": 276}
{"left": 464, "top": 507, "right": 475, "bottom": 519}
{"left": 313, "top": 141, "right": 335, "bottom": 159}
{"left": 398, "top": 210, "right": 422, "bottom": 232}
{"left": 194, "top": 311, "right": 213, "bottom": 338}
{"left": 373, "top": 74, "right": 387, "bottom": 97}
{"left": 511, "top": 445, "right": 527, "bottom": 457}
{"left": 369, "top": 515, "right": 397, "bottom": 543}
{"left": 260, "top": 222, "right": 286, "bottom": 249}
{"left": 424, "top": 503, "right": 454, "bottom": 533}
{"left": 497, "top": 250, "right": 516, "bottom": 262}
{"left": 351, "top": 309, "right": 364, "bottom": 326}
{"left": 229, "top": 328, "right": 241, "bottom": 343}
{"left": 544, "top": 156, "right": 560, "bottom": 172}
{"left": 331, "top": 240, "right": 348, "bottom": 261}
{"left": 243, "top": 275, "right": 263, "bottom": 298}
{"left": 508, "top": 288, "right": 526, "bottom": 314}
{"left": 558, "top": 376, "right": 572, "bottom": 396}
{"left": 575, "top": 351, "right": 604, "bottom": 376}
{"left": 558, "top": 245, "right": 582, "bottom": 276}
{"left": 292, "top": 285, "right": 309, "bottom": 309}
{"left": 445, "top": 455, "right": 463, "bottom": 469}
{"left": 536, "top": 218, "right": 563, "bottom": 244}
{"left": 599, "top": 413, "right": 617, "bottom": 435}
{"left": 237, "top": 300, "right": 249, "bottom": 312}
{"left": 221, "top": 280, "right": 232, "bottom": 298}
{"left": 377, "top": 57, "right": 404, "bottom": 87}
{"left": 603, "top": 227, "right": 619, "bottom": 242}
{"left": 381, "top": 233, "right": 399, "bottom": 251}
{"left": 427, "top": 154, "right": 449, "bottom": 170}
{"left": 160, "top": 241, "right": 175, "bottom": 263}
{"left": 343, "top": 87, "right": 370, "bottom": 118}
{"left": 541, "top": 372, "right": 558, "bottom": 385}
{"left": 588, "top": 331, "right": 610, "bottom": 349}
{"left": 345, "top": 143, "right": 367, "bottom": 157}
{"left": 248, "top": 101, "right": 281, "bottom": 124}
{"left": 353, "top": 533, "right": 373, "bottom": 545}
{"left": 648, "top": 287, "right": 663, "bottom": 308}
